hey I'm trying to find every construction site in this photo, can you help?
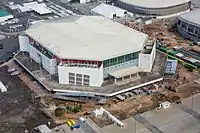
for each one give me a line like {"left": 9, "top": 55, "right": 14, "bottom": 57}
{"left": 0, "top": 0, "right": 199, "bottom": 132}
{"left": 3, "top": 57, "right": 199, "bottom": 130}
{"left": 0, "top": 14, "right": 198, "bottom": 132}
{"left": 2, "top": 14, "right": 199, "bottom": 129}
{"left": 43, "top": 16, "right": 200, "bottom": 126}
{"left": 6, "top": 15, "right": 200, "bottom": 126}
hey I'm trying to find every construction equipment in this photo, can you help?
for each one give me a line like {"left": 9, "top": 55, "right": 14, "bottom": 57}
{"left": 71, "top": 124, "right": 80, "bottom": 130}
{"left": 67, "top": 121, "right": 73, "bottom": 127}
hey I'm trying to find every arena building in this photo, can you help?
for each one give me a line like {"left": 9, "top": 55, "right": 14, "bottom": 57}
{"left": 177, "top": 8, "right": 200, "bottom": 42}
{"left": 17, "top": 15, "right": 158, "bottom": 89}
{"left": 115, "top": 0, "right": 191, "bottom": 17}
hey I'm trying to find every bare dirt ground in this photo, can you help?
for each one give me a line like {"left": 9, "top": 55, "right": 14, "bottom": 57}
{"left": 5, "top": 18, "right": 200, "bottom": 129}
{"left": 0, "top": 65, "right": 54, "bottom": 133}
{"left": 40, "top": 17, "right": 200, "bottom": 127}
{"left": 6, "top": 62, "right": 47, "bottom": 94}
{"left": 143, "top": 18, "right": 196, "bottom": 49}
{"left": 91, "top": 63, "right": 200, "bottom": 127}
{"left": 10, "top": 58, "right": 199, "bottom": 128}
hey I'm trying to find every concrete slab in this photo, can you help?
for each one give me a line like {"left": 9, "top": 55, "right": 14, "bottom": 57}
{"left": 181, "top": 93, "right": 200, "bottom": 114}
{"left": 101, "top": 117, "right": 151, "bottom": 133}
{"left": 141, "top": 104, "right": 200, "bottom": 133}
{"left": 133, "top": 114, "right": 163, "bottom": 133}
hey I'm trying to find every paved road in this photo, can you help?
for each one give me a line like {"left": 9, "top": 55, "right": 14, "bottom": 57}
{"left": 133, "top": 114, "right": 164, "bottom": 133}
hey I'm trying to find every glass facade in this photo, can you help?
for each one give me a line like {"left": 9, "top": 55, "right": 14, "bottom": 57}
{"left": 30, "top": 42, "right": 54, "bottom": 59}
{"left": 177, "top": 18, "right": 200, "bottom": 42}
{"left": 178, "top": 19, "right": 200, "bottom": 38}
{"left": 103, "top": 52, "right": 139, "bottom": 68}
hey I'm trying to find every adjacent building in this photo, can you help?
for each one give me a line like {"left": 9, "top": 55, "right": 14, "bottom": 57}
{"left": 8, "top": 1, "right": 52, "bottom": 15}
{"left": 177, "top": 8, "right": 200, "bottom": 42}
{"left": 0, "top": 9, "right": 13, "bottom": 23}
{"left": 18, "top": 15, "right": 156, "bottom": 87}
{"left": 91, "top": 3, "right": 128, "bottom": 19}
{"left": 115, "top": 0, "right": 191, "bottom": 17}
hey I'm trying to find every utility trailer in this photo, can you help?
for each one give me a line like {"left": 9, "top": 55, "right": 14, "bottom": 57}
{"left": 11, "top": 71, "right": 20, "bottom": 76}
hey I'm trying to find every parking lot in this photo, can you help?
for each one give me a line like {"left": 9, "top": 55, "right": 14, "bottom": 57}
{"left": 0, "top": 0, "right": 84, "bottom": 34}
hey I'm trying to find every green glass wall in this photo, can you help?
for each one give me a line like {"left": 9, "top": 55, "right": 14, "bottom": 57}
{"left": 103, "top": 52, "right": 139, "bottom": 68}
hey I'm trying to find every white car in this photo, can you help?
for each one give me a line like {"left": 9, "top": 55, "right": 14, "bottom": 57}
{"left": 79, "top": 117, "right": 86, "bottom": 123}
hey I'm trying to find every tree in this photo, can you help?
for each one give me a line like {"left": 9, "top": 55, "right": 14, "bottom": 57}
{"left": 72, "top": 105, "right": 82, "bottom": 113}
{"left": 54, "top": 107, "right": 65, "bottom": 117}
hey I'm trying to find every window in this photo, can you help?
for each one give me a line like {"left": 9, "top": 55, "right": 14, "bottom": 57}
{"left": 83, "top": 75, "right": 89, "bottom": 79}
{"left": 76, "top": 77, "right": 82, "bottom": 81}
{"left": 113, "top": 58, "right": 117, "bottom": 66}
{"left": 195, "top": 27, "right": 200, "bottom": 35}
{"left": 83, "top": 75, "right": 90, "bottom": 86}
{"left": 188, "top": 24, "right": 194, "bottom": 33}
{"left": 188, "top": 28, "right": 193, "bottom": 33}
{"left": 118, "top": 56, "right": 125, "bottom": 64}
{"left": 69, "top": 79, "right": 75, "bottom": 84}
{"left": 76, "top": 81, "right": 82, "bottom": 85}
{"left": 69, "top": 72, "right": 75, "bottom": 85}
{"left": 103, "top": 60, "right": 107, "bottom": 67}
{"left": 125, "top": 53, "right": 132, "bottom": 61}
{"left": 76, "top": 74, "right": 82, "bottom": 78}
{"left": 103, "top": 52, "right": 139, "bottom": 68}
{"left": 69, "top": 72, "right": 75, "bottom": 77}
{"left": 110, "top": 58, "right": 114, "bottom": 66}
{"left": 178, "top": 20, "right": 181, "bottom": 25}
{"left": 131, "top": 53, "right": 135, "bottom": 59}
{"left": 43, "top": 50, "right": 53, "bottom": 59}
{"left": 181, "top": 22, "right": 187, "bottom": 29}
{"left": 76, "top": 73, "right": 82, "bottom": 85}
{"left": 135, "top": 52, "right": 139, "bottom": 59}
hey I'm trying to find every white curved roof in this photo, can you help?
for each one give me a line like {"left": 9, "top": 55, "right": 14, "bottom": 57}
{"left": 25, "top": 16, "right": 147, "bottom": 61}
{"left": 119, "top": 0, "right": 190, "bottom": 8}
{"left": 92, "top": 3, "right": 127, "bottom": 19}
{"left": 179, "top": 9, "right": 200, "bottom": 25}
